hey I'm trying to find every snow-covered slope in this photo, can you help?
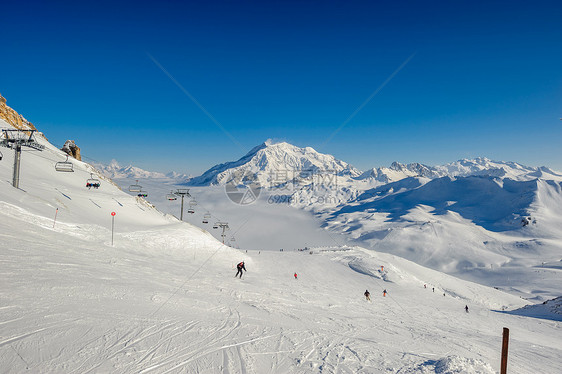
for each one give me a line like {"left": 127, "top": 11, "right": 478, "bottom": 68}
{"left": 2, "top": 119, "right": 562, "bottom": 373}
{"left": 187, "top": 140, "right": 360, "bottom": 186}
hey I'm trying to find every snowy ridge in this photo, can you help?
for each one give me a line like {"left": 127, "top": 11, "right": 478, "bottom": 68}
{"left": 507, "top": 296, "right": 562, "bottom": 321}
{"left": 436, "top": 157, "right": 562, "bottom": 181}
{"left": 355, "top": 162, "right": 444, "bottom": 183}
{"left": 355, "top": 157, "right": 562, "bottom": 184}
{"left": 94, "top": 159, "right": 190, "bottom": 181}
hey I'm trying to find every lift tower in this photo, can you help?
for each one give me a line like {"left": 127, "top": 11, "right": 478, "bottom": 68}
{"left": 0, "top": 129, "right": 44, "bottom": 188}
{"left": 174, "top": 189, "right": 191, "bottom": 221}
{"left": 213, "top": 222, "right": 230, "bottom": 244}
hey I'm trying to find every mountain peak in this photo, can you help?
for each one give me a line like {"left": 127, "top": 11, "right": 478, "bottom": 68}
{"left": 188, "top": 141, "right": 360, "bottom": 186}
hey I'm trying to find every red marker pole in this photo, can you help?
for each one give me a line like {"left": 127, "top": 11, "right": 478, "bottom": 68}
{"left": 111, "top": 212, "right": 116, "bottom": 246}
{"left": 53, "top": 208, "right": 59, "bottom": 229}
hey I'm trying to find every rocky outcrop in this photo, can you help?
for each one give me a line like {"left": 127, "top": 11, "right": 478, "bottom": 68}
{"left": 61, "top": 140, "right": 81, "bottom": 161}
{"left": 0, "top": 93, "right": 38, "bottom": 132}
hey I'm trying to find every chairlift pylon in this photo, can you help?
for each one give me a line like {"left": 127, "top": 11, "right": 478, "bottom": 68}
{"left": 129, "top": 180, "right": 142, "bottom": 192}
{"left": 55, "top": 155, "right": 74, "bottom": 172}
{"left": 86, "top": 173, "right": 101, "bottom": 189}
{"left": 167, "top": 190, "right": 177, "bottom": 201}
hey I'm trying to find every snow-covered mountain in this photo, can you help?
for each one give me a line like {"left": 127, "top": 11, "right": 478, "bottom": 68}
{"left": 355, "top": 161, "right": 444, "bottom": 183}
{"left": 187, "top": 140, "right": 361, "bottom": 186}
{"left": 94, "top": 159, "right": 190, "bottom": 181}
{"left": 188, "top": 140, "right": 562, "bottom": 195}
{"left": 436, "top": 157, "right": 562, "bottom": 181}
{"left": 355, "top": 158, "right": 562, "bottom": 184}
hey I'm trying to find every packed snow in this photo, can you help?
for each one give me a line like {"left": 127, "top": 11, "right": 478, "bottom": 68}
{"left": 1, "top": 126, "right": 561, "bottom": 373}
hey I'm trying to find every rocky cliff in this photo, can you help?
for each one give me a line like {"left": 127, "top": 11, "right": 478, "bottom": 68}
{"left": 0, "top": 93, "right": 38, "bottom": 132}
{"left": 0, "top": 93, "right": 82, "bottom": 160}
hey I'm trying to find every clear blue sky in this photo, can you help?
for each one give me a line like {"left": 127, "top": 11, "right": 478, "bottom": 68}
{"left": 1, "top": 0, "right": 561, "bottom": 174}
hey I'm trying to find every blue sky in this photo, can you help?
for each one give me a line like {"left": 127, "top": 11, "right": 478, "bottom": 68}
{"left": 1, "top": 0, "right": 561, "bottom": 174}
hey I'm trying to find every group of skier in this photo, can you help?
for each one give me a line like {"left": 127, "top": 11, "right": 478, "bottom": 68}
{"left": 364, "top": 289, "right": 387, "bottom": 301}
{"left": 234, "top": 262, "right": 469, "bottom": 313}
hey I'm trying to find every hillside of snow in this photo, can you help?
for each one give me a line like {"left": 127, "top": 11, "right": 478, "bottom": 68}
{"left": 2, "top": 121, "right": 562, "bottom": 372}
{"left": 100, "top": 141, "right": 562, "bottom": 302}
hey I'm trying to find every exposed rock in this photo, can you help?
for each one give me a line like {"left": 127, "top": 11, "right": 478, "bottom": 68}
{"left": 61, "top": 140, "right": 81, "bottom": 161}
{"left": 0, "top": 93, "right": 39, "bottom": 132}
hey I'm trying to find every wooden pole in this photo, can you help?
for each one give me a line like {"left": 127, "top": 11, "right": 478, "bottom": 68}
{"left": 501, "top": 327, "right": 509, "bottom": 374}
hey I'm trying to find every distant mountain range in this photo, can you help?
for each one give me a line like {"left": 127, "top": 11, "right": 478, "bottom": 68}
{"left": 96, "top": 141, "right": 562, "bottom": 187}
{"left": 185, "top": 140, "right": 562, "bottom": 186}
{"left": 94, "top": 160, "right": 191, "bottom": 181}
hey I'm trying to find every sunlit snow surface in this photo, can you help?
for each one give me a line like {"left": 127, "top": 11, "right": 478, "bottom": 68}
{"left": 1, "top": 122, "right": 561, "bottom": 373}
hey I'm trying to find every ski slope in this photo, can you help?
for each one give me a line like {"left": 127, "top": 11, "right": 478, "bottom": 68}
{"left": 1, "top": 123, "right": 561, "bottom": 373}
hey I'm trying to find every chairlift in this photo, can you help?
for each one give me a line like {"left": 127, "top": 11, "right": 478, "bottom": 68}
{"left": 230, "top": 237, "right": 236, "bottom": 242}
{"left": 202, "top": 212, "right": 211, "bottom": 224}
{"left": 187, "top": 200, "right": 197, "bottom": 214}
{"left": 166, "top": 190, "right": 177, "bottom": 201}
{"left": 212, "top": 222, "right": 219, "bottom": 229}
{"left": 129, "top": 180, "right": 142, "bottom": 192}
{"left": 86, "top": 173, "right": 101, "bottom": 189}
{"left": 138, "top": 191, "right": 148, "bottom": 198}
{"left": 0, "top": 150, "right": 3, "bottom": 161}
{"left": 55, "top": 155, "right": 74, "bottom": 172}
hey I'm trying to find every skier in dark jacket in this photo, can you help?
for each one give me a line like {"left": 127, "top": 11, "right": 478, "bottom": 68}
{"left": 235, "top": 261, "right": 246, "bottom": 278}
{"left": 364, "top": 290, "right": 371, "bottom": 301}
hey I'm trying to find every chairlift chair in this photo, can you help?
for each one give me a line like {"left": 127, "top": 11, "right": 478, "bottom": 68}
{"left": 138, "top": 191, "right": 148, "bottom": 198}
{"left": 187, "top": 200, "right": 197, "bottom": 214}
{"left": 86, "top": 173, "right": 101, "bottom": 189}
{"left": 202, "top": 212, "right": 211, "bottom": 224}
{"left": 129, "top": 180, "right": 142, "bottom": 192}
{"left": 212, "top": 223, "right": 219, "bottom": 229}
{"left": 0, "top": 150, "right": 3, "bottom": 161}
{"left": 166, "top": 190, "right": 177, "bottom": 201}
{"left": 55, "top": 155, "right": 74, "bottom": 172}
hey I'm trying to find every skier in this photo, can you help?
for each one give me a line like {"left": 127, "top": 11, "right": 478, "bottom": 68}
{"left": 235, "top": 261, "right": 246, "bottom": 278}
{"left": 294, "top": 272, "right": 298, "bottom": 280}
{"left": 383, "top": 289, "right": 387, "bottom": 297}
{"left": 364, "top": 290, "right": 371, "bottom": 301}
{"left": 465, "top": 305, "right": 469, "bottom": 313}
{"left": 424, "top": 284, "right": 427, "bottom": 289}
{"left": 432, "top": 287, "right": 435, "bottom": 292}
